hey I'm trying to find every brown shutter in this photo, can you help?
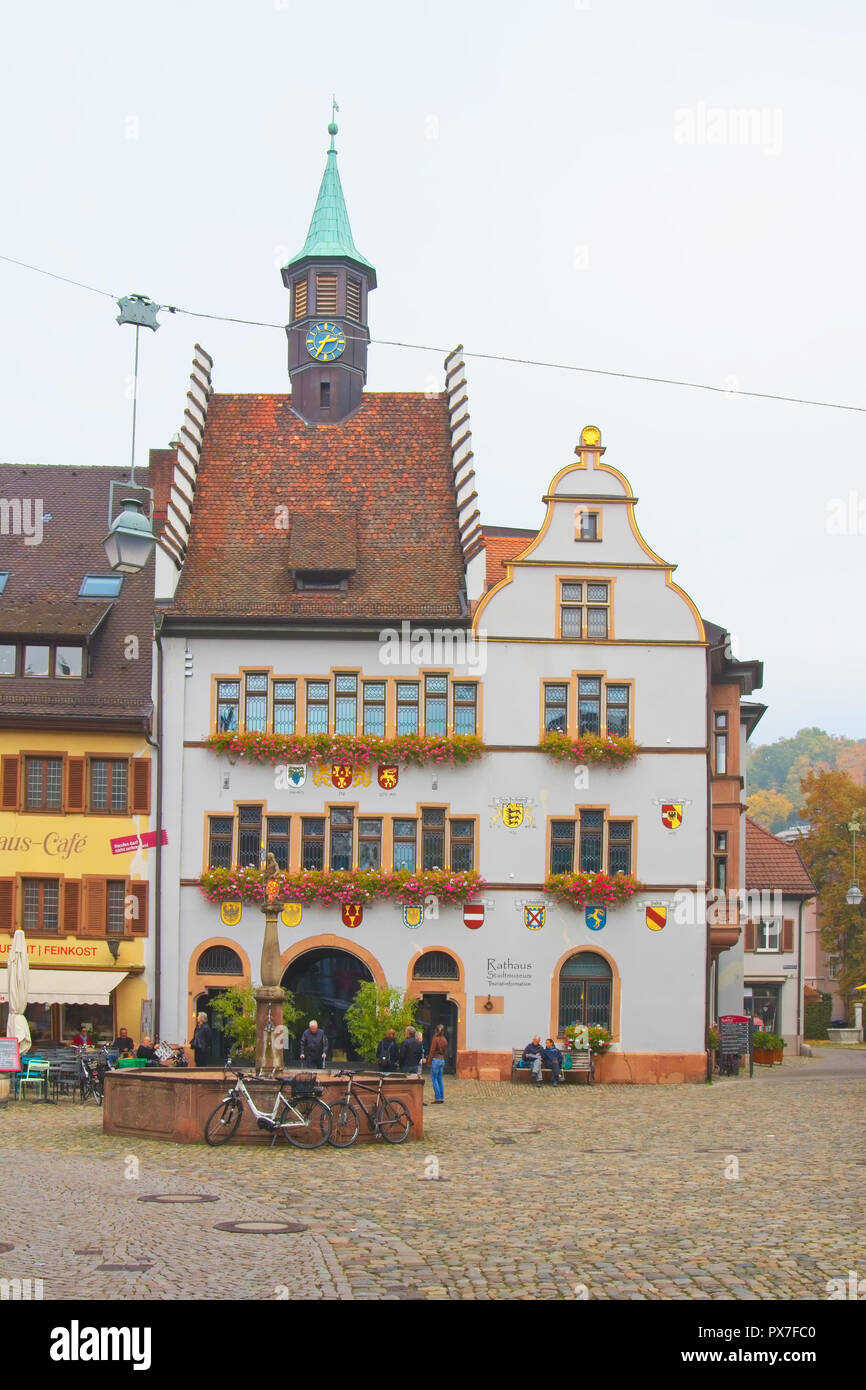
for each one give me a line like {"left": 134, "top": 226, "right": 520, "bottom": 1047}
{"left": 66, "top": 757, "right": 86, "bottom": 813}
{"left": 126, "top": 880, "right": 148, "bottom": 937}
{"left": 0, "top": 878, "right": 16, "bottom": 932}
{"left": 744, "top": 920, "right": 756, "bottom": 952}
{"left": 80, "top": 878, "right": 107, "bottom": 936}
{"left": 1, "top": 756, "right": 19, "bottom": 811}
{"left": 130, "top": 759, "right": 151, "bottom": 815}
{"left": 62, "top": 880, "right": 81, "bottom": 934}
{"left": 782, "top": 918, "right": 794, "bottom": 952}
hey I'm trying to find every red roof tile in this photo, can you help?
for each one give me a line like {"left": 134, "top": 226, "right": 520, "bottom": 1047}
{"left": 745, "top": 817, "right": 816, "bottom": 895}
{"left": 168, "top": 393, "right": 466, "bottom": 620}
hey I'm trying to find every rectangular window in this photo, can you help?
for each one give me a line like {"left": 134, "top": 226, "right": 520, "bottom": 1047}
{"left": 396, "top": 682, "right": 419, "bottom": 735}
{"left": 453, "top": 683, "right": 477, "bottom": 735}
{"left": 266, "top": 816, "right": 290, "bottom": 870}
{"left": 23, "top": 878, "right": 59, "bottom": 931}
{"left": 362, "top": 681, "right": 386, "bottom": 736}
{"left": 450, "top": 819, "right": 474, "bottom": 871}
{"left": 106, "top": 881, "right": 126, "bottom": 934}
{"left": 560, "top": 582, "right": 583, "bottom": 638}
{"left": 422, "top": 808, "right": 446, "bottom": 870}
{"left": 608, "top": 821, "right": 632, "bottom": 876}
{"left": 550, "top": 821, "right": 575, "bottom": 874}
{"left": 606, "top": 684, "right": 629, "bottom": 737}
{"left": 301, "top": 818, "right": 325, "bottom": 871}
{"left": 544, "top": 684, "right": 568, "bottom": 733}
{"left": 315, "top": 274, "right": 338, "bottom": 314}
{"left": 217, "top": 681, "right": 240, "bottom": 733}
{"left": 79, "top": 575, "right": 123, "bottom": 598}
{"left": 757, "top": 920, "right": 781, "bottom": 952}
{"left": 714, "top": 854, "right": 728, "bottom": 892}
{"left": 320, "top": 381, "right": 331, "bottom": 409}
{"left": 0, "top": 572, "right": 8, "bottom": 593}
{"left": 358, "top": 818, "right": 382, "bottom": 869}
{"left": 330, "top": 807, "right": 354, "bottom": 871}
{"left": 306, "top": 681, "right": 330, "bottom": 734}
{"left": 293, "top": 278, "right": 308, "bottom": 320}
{"left": 25, "top": 757, "right": 63, "bottom": 810}
{"left": 208, "top": 816, "right": 234, "bottom": 869}
{"left": 393, "top": 819, "right": 417, "bottom": 872}
{"left": 578, "top": 677, "right": 601, "bottom": 734}
{"left": 0, "top": 644, "right": 15, "bottom": 676}
{"left": 579, "top": 810, "right": 603, "bottom": 873}
{"left": 24, "top": 645, "right": 50, "bottom": 676}
{"left": 273, "top": 681, "right": 296, "bottom": 735}
{"left": 244, "top": 672, "right": 268, "bottom": 732}
{"left": 90, "top": 759, "right": 127, "bottom": 813}
{"left": 334, "top": 674, "right": 358, "bottom": 735}
{"left": 237, "top": 804, "right": 262, "bottom": 868}
{"left": 586, "top": 582, "right": 609, "bottom": 638}
{"left": 714, "top": 733, "right": 728, "bottom": 774}
{"left": 424, "top": 675, "right": 448, "bottom": 736}
{"left": 575, "top": 510, "right": 599, "bottom": 541}
{"left": 55, "top": 646, "right": 83, "bottom": 678}
{"left": 345, "top": 278, "right": 361, "bottom": 321}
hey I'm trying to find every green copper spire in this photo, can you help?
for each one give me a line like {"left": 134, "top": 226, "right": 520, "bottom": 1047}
{"left": 287, "top": 107, "right": 375, "bottom": 272}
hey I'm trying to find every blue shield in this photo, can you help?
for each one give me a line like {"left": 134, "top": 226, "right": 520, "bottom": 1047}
{"left": 585, "top": 905, "right": 606, "bottom": 932}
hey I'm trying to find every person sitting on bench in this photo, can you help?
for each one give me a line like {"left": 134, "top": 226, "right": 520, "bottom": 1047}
{"left": 542, "top": 1037, "right": 564, "bottom": 1086}
{"left": 522, "top": 1035, "right": 545, "bottom": 1086}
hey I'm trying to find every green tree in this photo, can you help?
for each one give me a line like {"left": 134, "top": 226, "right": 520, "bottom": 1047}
{"left": 344, "top": 983, "right": 419, "bottom": 1066}
{"left": 746, "top": 788, "right": 794, "bottom": 833}
{"left": 798, "top": 770, "right": 866, "bottom": 1016}
{"left": 209, "top": 984, "right": 300, "bottom": 1059}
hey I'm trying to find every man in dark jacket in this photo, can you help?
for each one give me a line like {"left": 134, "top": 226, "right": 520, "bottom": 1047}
{"left": 522, "top": 1035, "right": 545, "bottom": 1086}
{"left": 191, "top": 1013, "right": 212, "bottom": 1067}
{"left": 299, "top": 1020, "right": 328, "bottom": 1069}
{"left": 111, "top": 1028, "right": 135, "bottom": 1055}
{"left": 376, "top": 1028, "right": 399, "bottom": 1071}
{"left": 398, "top": 1026, "right": 423, "bottom": 1075}
{"left": 542, "top": 1038, "right": 564, "bottom": 1086}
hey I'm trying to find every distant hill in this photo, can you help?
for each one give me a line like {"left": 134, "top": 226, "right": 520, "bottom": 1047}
{"left": 746, "top": 727, "right": 866, "bottom": 831}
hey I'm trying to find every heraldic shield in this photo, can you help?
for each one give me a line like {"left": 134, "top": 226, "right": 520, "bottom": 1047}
{"left": 524, "top": 904, "right": 545, "bottom": 930}
{"left": 281, "top": 902, "right": 302, "bottom": 928}
{"left": 332, "top": 764, "right": 354, "bottom": 790}
{"left": 661, "top": 803, "right": 683, "bottom": 830}
{"left": 286, "top": 764, "right": 306, "bottom": 787}
{"left": 503, "top": 802, "right": 524, "bottom": 828}
{"left": 378, "top": 765, "right": 399, "bottom": 789}
{"left": 402, "top": 904, "right": 423, "bottom": 929}
{"left": 463, "top": 902, "right": 485, "bottom": 929}
{"left": 645, "top": 905, "right": 667, "bottom": 932}
{"left": 341, "top": 902, "right": 363, "bottom": 929}
{"left": 220, "top": 900, "right": 242, "bottom": 928}
{"left": 585, "top": 905, "right": 607, "bottom": 931}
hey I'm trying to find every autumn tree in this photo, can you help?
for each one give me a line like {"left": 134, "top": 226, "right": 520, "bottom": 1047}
{"left": 798, "top": 769, "right": 866, "bottom": 1014}
{"left": 746, "top": 788, "right": 794, "bottom": 833}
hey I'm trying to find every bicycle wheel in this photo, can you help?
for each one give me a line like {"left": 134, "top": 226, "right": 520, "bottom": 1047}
{"left": 375, "top": 1098, "right": 411, "bottom": 1144}
{"left": 327, "top": 1098, "right": 361, "bottom": 1149}
{"left": 204, "top": 1098, "right": 242, "bottom": 1146}
{"left": 282, "top": 1096, "right": 332, "bottom": 1149}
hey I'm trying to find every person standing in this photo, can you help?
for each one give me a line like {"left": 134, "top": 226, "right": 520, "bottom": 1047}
{"left": 376, "top": 1028, "right": 399, "bottom": 1072}
{"left": 299, "top": 1019, "right": 328, "bottom": 1070}
{"left": 399, "top": 1026, "right": 423, "bottom": 1076}
{"left": 428, "top": 1024, "right": 448, "bottom": 1103}
{"left": 190, "top": 1012, "right": 212, "bottom": 1068}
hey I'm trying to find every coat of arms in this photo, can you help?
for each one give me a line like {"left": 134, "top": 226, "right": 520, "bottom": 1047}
{"left": 661, "top": 803, "right": 683, "bottom": 830}
{"left": 524, "top": 904, "right": 545, "bottom": 930}
{"left": 341, "top": 902, "right": 363, "bottom": 929}
{"left": 585, "top": 905, "right": 606, "bottom": 932}
{"left": 402, "top": 904, "right": 423, "bottom": 929}
{"left": 490, "top": 798, "right": 536, "bottom": 829}
{"left": 463, "top": 902, "right": 485, "bottom": 930}
{"left": 645, "top": 904, "right": 667, "bottom": 932}
{"left": 378, "top": 765, "right": 399, "bottom": 789}
{"left": 220, "top": 900, "right": 242, "bottom": 927}
{"left": 286, "top": 764, "right": 306, "bottom": 787}
{"left": 332, "top": 764, "right": 354, "bottom": 790}
{"left": 281, "top": 902, "right": 302, "bottom": 928}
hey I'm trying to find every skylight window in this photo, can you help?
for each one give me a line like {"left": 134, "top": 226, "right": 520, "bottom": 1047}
{"left": 79, "top": 575, "right": 123, "bottom": 598}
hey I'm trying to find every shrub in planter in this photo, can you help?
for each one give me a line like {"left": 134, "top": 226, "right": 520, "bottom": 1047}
{"left": 753, "top": 1031, "right": 785, "bottom": 1063}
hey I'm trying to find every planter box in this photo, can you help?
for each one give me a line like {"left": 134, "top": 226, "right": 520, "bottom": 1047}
{"left": 753, "top": 1048, "right": 783, "bottom": 1066}
{"left": 827, "top": 1028, "right": 862, "bottom": 1045}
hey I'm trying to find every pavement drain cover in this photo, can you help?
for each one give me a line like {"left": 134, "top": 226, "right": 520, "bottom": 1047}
{"left": 138, "top": 1194, "right": 220, "bottom": 1204}
{"left": 491, "top": 1136, "right": 516, "bottom": 1145}
{"left": 0, "top": 1243, "right": 14, "bottom": 1254}
{"left": 214, "top": 1220, "right": 308, "bottom": 1235}
{"left": 98, "top": 1264, "right": 154, "bottom": 1272}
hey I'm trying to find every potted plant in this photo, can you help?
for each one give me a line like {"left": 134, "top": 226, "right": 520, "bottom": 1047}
{"left": 708, "top": 1027, "right": 720, "bottom": 1070}
{"left": 564, "top": 1023, "right": 612, "bottom": 1055}
{"left": 752, "top": 1031, "right": 786, "bottom": 1065}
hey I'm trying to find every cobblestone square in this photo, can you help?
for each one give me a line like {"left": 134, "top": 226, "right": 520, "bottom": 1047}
{"left": 1, "top": 1054, "right": 862, "bottom": 1302}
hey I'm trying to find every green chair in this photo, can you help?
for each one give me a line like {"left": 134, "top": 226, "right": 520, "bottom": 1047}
{"left": 17, "top": 1060, "right": 50, "bottom": 1101}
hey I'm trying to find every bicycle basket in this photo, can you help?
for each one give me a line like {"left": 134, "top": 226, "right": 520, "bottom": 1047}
{"left": 289, "top": 1073, "right": 321, "bottom": 1100}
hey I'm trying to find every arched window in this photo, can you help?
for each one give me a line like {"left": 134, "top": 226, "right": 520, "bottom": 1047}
{"left": 197, "top": 946, "right": 243, "bottom": 976}
{"left": 412, "top": 951, "right": 459, "bottom": 981}
{"left": 558, "top": 952, "right": 612, "bottom": 1031}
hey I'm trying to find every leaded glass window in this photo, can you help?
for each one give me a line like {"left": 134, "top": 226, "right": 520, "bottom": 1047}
{"left": 363, "top": 681, "right": 386, "bottom": 736}
{"left": 544, "top": 684, "right": 568, "bottom": 733}
{"left": 306, "top": 681, "right": 330, "bottom": 734}
{"left": 335, "top": 674, "right": 358, "bottom": 735}
{"left": 608, "top": 821, "right": 632, "bottom": 876}
{"left": 358, "top": 818, "right": 382, "bottom": 869}
{"left": 244, "top": 672, "right": 268, "bottom": 732}
{"left": 453, "top": 683, "right": 477, "bottom": 735}
{"left": 393, "top": 819, "right": 416, "bottom": 871}
{"left": 425, "top": 675, "right": 448, "bottom": 735}
{"left": 302, "top": 818, "right": 325, "bottom": 870}
{"left": 267, "top": 816, "right": 290, "bottom": 870}
{"left": 578, "top": 678, "right": 601, "bottom": 735}
{"left": 209, "top": 816, "right": 234, "bottom": 869}
{"left": 396, "top": 682, "right": 419, "bottom": 735}
{"left": 238, "top": 805, "right": 262, "bottom": 868}
{"left": 550, "top": 821, "right": 575, "bottom": 874}
{"left": 217, "top": 681, "right": 240, "bottom": 732}
{"left": 579, "top": 810, "right": 603, "bottom": 872}
{"left": 273, "top": 681, "right": 296, "bottom": 735}
{"left": 330, "top": 807, "right": 354, "bottom": 870}
{"left": 606, "top": 684, "right": 629, "bottom": 736}
{"left": 422, "top": 808, "right": 445, "bottom": 870}
{"left": 449, "top": 819, "right": 474, "bottom": 871}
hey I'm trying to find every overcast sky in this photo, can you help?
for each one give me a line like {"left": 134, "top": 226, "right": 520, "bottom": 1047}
{"left": 1, "top": 0, "right": 863, "bottom": 743}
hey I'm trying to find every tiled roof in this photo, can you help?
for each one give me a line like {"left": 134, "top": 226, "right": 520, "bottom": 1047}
{"left": 745, "top": 817, "right": 816, "bottom": 895}
{"left": 480, "top": 525, "right": 536, "bottom": 591}
{"left": 167, "top": 393, "right": 466, "bottom": 621}
{"left": 0, "top": 464, "right": 153, "bottom": 724}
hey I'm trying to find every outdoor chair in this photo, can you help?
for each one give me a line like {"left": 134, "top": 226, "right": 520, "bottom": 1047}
{"left": 17, "top": 1060, "right": 50, "bottom": 1101}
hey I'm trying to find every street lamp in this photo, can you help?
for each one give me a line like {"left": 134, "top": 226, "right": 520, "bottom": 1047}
{"left": 103, "top": 497, "right": 155, "bottom": 574}
{"left": 845, "top": 819, "right": 862, "bottom": 907}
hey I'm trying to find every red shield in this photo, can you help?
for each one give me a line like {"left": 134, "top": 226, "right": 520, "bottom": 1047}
{"left": 332, "top": 764, "right": 353, "bottom": 789}
{"left": 661, "top": 803, "right": 683, "bottom": 830}
{"left": 341, "top": 902, "right": 363, "bottom": 929}
{"left": 377, "top": 765, "right": 399, "bottom": 790}
{"left": 463, "top": 902, "right": 485, "bottom": 930}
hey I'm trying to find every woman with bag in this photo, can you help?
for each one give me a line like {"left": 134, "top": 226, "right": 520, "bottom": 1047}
{"left": 428, "top": 1024, "right": 448, "bottom": 1103}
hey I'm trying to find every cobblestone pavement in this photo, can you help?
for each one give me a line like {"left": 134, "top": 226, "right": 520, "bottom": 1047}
{"left": 0, "top": 1056, "right": 863, "bottom": 1301}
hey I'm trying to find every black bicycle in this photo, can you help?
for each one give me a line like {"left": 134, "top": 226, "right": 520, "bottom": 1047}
{"left": 328, "top": 1070, "right": 412, "bottom": 1148}
{"left": 74, "top": 1045, "right": 114, "bottom": 1105}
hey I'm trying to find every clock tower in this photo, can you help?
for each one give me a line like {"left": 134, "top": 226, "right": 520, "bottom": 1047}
{"left": 282, "top": 115, "right": 377, "bottom": 425}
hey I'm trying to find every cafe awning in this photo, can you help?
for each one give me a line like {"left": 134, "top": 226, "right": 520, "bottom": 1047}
{"left": 0, "top": 969, "right": 128, "bottom": 1005}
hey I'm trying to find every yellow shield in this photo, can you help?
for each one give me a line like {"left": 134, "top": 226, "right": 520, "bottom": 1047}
{"left": 220, "top": 900, "right": 242, "bottom": 928}
{"left": 646, "top": 905, "right": 667, "bottom": 932}
{"left": 503, "top": 802, "right": 524, "bottom": 829}
{"left": 281, "top": 903, "right": 302, "bottom": 928}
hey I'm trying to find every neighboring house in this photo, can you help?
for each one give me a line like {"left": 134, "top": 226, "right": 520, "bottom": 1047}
{"left": 0, "top": 465, "right": 153, "bottom": 1044}
{"left": 776, "top": 824, "right": 843, "bottom": 1020}
{"left": 741, "top": 817, "right": 816, "bottom": 1048}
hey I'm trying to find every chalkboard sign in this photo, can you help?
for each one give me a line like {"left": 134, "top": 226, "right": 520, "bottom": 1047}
{"left": 0, "top": 1038, "right": 22, "bottom": 1073}
{"left": 719, "top": 1014, "right": 751, "bottom": 1055}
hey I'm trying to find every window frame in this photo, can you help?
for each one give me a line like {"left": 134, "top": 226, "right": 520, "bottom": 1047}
{"left": 301, "top": 817, "right": 325, "bottom": 871}
{"left": 208, "top": 815, "right": 235, "bottom": 870}
{"left": 558, "top": 576, "right": 613, "bottom": 641}
{"left": 24, "top": 755, "right": 65, "bottom": 812}
{"left": 541, "top": 673, "right": 633, "bottom": 741}
{"left": 21, "top": 876, "right": 61, "bottom": 932}
{"left": 574, "top": 508, "right": 601, "bottom": 542}
{"left": 392, "top": 818, "right": 417, "bottom": 872}
{"left": 88, "top": 757, "right": 129, "bottom": 815}
{"left": 548, "top": 811, "right": 636, "bottom": 878}
{"left": 756, "top": 919, "right": 781, "bottom": 953}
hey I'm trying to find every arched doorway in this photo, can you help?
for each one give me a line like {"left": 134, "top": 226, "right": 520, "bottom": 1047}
{"left": 193, "top": 944, "right": 245, "bottom": 1064}
{"left": 281, "top": 948, "right": 374, "bottom": 1065}
{"left": 412, "top": 950, "right": 460, "bottom": 1073}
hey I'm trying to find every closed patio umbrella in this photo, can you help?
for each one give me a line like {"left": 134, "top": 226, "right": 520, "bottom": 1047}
{"left": 7, "top": 929, "right": 31, "bottom": 1058}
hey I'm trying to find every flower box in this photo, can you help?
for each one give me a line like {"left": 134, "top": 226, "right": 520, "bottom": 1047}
{"left": 539, "top": 731, "right": 639, "bottom": 768}
{"left": 544, "top": 871, "right": 641, "bottom": 909}
{"left": 204, "top": 731, "right": 486, "bottom": 768}
{"left": 198, "top": 866, "right": 487, "bottom": 909}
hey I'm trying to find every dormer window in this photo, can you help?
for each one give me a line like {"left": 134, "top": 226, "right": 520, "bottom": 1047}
{"left": 294, "top": 571, "right": 348, "bottom": 592}
{"left": 293, "top": 278, "right": 308, "bottom": 321}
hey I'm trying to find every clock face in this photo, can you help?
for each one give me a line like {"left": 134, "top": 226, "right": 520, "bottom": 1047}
{"left": 305, "top": 321, "right": 346, "bottom": 362}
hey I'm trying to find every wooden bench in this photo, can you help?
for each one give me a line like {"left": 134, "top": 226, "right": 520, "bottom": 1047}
{"left": 510, "top": 1048, "right": 594, "bottom": 1085}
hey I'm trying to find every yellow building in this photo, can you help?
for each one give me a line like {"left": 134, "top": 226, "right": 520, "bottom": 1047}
{"left": 0, "top": 465, "right": 154, "bottom": 1045}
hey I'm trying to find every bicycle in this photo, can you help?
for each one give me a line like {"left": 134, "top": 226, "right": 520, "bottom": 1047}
{"left": 204, "top": 1065, "right": 332, "bottom": 1149}
{"left": 73, "top": 1045, "right": 114, "bottom": 1105}
{"left": 328, "top": 1070, "right": 412, "bottom": 1148}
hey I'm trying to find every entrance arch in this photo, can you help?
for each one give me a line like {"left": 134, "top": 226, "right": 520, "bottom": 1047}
{"left": 281, "top": 943, "right": 376, "bottom": 1065}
